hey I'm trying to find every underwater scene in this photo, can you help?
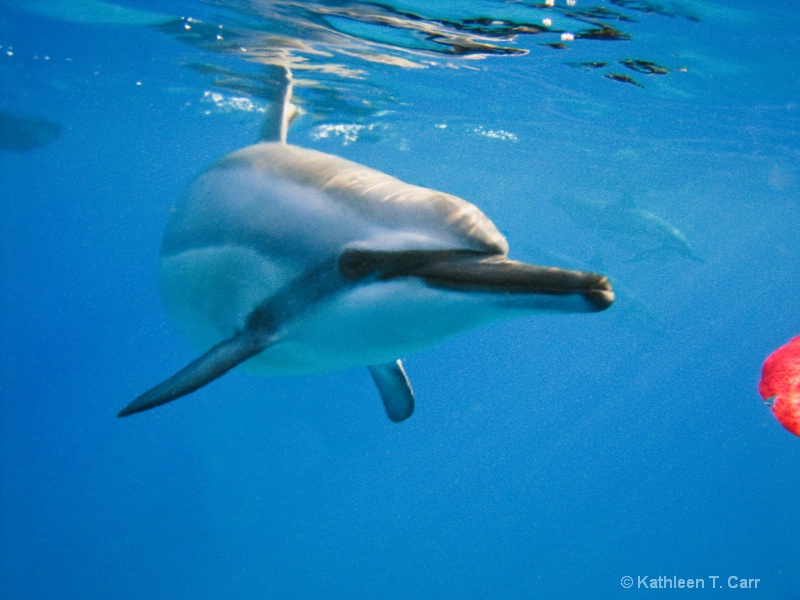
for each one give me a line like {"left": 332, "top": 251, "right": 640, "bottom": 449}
{"left": 1, "top": 0, "right": 799, "bottom": 597}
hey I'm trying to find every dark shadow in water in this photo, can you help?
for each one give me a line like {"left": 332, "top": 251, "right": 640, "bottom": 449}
{"left": 609, "top": 0, "right": 700, "bottom": 21}
{"left": 0, "top": 111, "right": 62, "bottom": 152}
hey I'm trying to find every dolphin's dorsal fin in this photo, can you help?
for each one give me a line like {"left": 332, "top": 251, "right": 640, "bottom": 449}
{"left": 258, "top": 66, "right": 295, "bottom": 144}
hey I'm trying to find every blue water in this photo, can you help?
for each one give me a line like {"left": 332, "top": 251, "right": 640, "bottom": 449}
{"left": 1, "top": 1, "right": 799, "bottom": 597}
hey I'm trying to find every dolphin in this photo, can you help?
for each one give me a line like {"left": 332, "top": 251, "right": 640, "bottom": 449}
{"left": 553, "top": 193, "right": 703, "bottom": 263}
{"left": 118, "top": 70, "right": 613, "bottom": 422}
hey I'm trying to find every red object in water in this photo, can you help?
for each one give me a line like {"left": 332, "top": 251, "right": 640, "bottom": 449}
{"left": 759, "top": 336, "right": 800, "bottom": 437}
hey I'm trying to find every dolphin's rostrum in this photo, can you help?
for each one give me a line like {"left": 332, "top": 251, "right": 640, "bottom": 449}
{"left": 118, "top": 71, "right": 613, "bottom": 422}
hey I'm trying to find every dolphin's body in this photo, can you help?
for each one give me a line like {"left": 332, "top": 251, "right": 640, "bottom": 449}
{"left": 554, "top": 193, "right": 703, "bottom": 263}
{"left": 118, "top": 72, "right": 613, "bottom": 422}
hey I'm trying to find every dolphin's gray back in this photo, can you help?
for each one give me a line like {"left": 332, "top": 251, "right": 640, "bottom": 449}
{"left": 209, "top": 142, "right": 509, "bottom": 256}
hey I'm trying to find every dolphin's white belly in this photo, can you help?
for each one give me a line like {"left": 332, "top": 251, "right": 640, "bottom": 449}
{"left": 251, "top": 278, "right": 510, "bottom": 375}
{"left": 160, "top": 242, "right": 510, "bottom": 376}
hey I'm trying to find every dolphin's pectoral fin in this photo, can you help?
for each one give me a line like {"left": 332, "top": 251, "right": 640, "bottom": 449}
{"left": 368, "top": 360, "right": 415, "bottom": 423}
{"left": 118, "top": 330, "right": 270, "bottom": 417}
